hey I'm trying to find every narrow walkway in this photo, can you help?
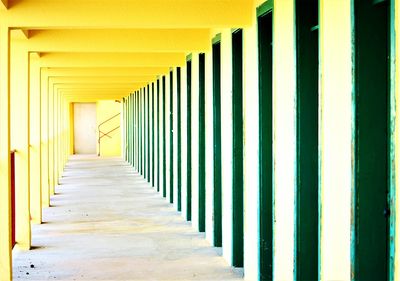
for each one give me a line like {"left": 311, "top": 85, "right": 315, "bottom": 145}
{"left": 13, "top": 156, "right": 243, "bottom": 280}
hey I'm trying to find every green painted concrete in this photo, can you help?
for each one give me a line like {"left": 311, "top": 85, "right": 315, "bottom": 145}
{"left": 295, "top": 0, "right": 319, "bottom": 279}
{"left": 198, "top": 53, "right": 206, "bottom": 233}
{"left": 177, "top": 67, "right": 182, "bottom": 212}
{"left": 232, "top": 29, "right": 243, "bottom": 268}
{"left": 187, "top": 60, "right": 193, "bottom": 222}
{"left": 353, "top": 0, "right": 390, "bottom": 279}
{"left": 212, "top": 41, "right": 222, "bottom": 247}
{"left": 258, "top": 9, "right": 273, "bottom": 281}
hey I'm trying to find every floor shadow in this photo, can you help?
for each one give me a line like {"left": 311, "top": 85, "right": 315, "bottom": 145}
{"left": 29, "top": 246, "right": 46, "bottom": 251}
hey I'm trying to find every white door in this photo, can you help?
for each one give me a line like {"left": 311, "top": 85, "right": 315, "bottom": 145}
{"left": 74, "top": 103, "right": 97, "bottom": 154}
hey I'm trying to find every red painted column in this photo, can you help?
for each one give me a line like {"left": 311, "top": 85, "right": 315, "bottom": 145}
{"left": 11, "top": 150, "right": 15, "bottom": 248}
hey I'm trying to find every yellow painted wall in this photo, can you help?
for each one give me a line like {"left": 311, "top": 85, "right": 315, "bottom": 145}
{"left": 96, "top": 100, "right": 122, "bottom": 157}
{"left": 320, "top": 0, "right": 352, "bottom": 280}
{"left": 29, "top": 53, "right": 42, "bottom": 225}
{"left": 69, "top": 102, "right": 74, "bottom": 154}
{"left": 204, "top": 45, "right": 214, "bottom": 245}
{"left": 243, "top": 1, "right": 263, "bottom": 279}
{"left": 272, "top": 0, "right": 297, "bottom": 279}
{"left": 180, "top": 66, "right": 188, "bottom": 220}
{"left": 0, "top": 25, "right": 12, "bottom": 281}
{"left": 190, "top": 53, "right": 200, "bottom": 233}
{"left": 220, "top": 30, "right": 233, "bottom": 266}
{"left": 11, "top": 37, "right": 31, "bottom": 251}
{"left": 40, "top": 68, "right": 50, "bottom": 208}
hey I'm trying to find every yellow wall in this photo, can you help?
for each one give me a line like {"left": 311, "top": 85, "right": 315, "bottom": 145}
{"left": 272, "top": 0, "right": 296, "bottom": 279}
{"left": 320, "top": 0, "right": 352, "bottom": 280}
{"left": 11, "top": 36, "right": 31, "bottom": 251}
{"left": 29, "top": 53, "right": 42, "bottom": 225}
{"left": 69, "top": 102, "right": 74, "bottom": 154}
{"left": 40, "top": 68, "right": 50, "bottom": 208}
{"left": 0, "top": 25, "right": 12, "bottom": 281}
{"left": 96, "top": 100, "right": 122, "bottom": 157}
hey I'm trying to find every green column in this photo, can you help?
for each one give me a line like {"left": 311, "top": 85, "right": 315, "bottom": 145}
{"left": 186, "top": 59, "right": 192, "bottom": 221}
{"left": 232, "top": 29, "right": 243, "bottom": 268}
{"left": 198, "top": 53, "right": 206, "bottom": 233}
{"left": 212, "top": 41, "right": 222, "bottom": 247}
{"left": 258, "top": 5, "right": 273, "bottom": 279}
{"left": 170, "top": 71, "right": 174, "bottom": 203}
{"left": 177, "top": 67, "right": 182, "bottom": 212}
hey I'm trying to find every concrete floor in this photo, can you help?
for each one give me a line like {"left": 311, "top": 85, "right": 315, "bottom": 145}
{"left": 13, "top": 156, "right": 243, "bottom": 280}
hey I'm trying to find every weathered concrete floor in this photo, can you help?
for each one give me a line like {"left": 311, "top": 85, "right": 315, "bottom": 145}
{"left": 13, "top": 156, "right": 243, "bottom": 280}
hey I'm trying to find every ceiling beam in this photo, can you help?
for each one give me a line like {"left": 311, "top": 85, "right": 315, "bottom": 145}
{"left": 38, "top": 52, "right": 186, "bottom": 68}
{"left": 44, "top": 67, "right": 170, "bottom": 77}
{"left": 3, "top": 0, "right": 252, "bottom": 29}
{"left": 11, "top": 28, "right": 29, "bottom": 38}
{"left": 53, "top": 83, "right": 147, "bottom": 92}
{"left": 63, "top": 94, "right": 126, "bottom": 101}
{"left": 49, "top": 76, "right": 156, "bottom": 84}
{"left": 64, "top": 97, "right": 125, "bottom": 102}
{"left": 20, "top": 29, "right": 29, "bottom": 38}
{"left": 0, "top": 0, "right": 7, "bottom": 9}
{"left": 61, "top": 90, "right": 132, "bottom": 95}
{"left": 60, "top": 91, "right": 130, "bottom": 100}
{"left": 24, "top": 29, "right": 211, "bottom": 53}
{"left": 60, "top": 91, "right": 134, "bottom": 98}
{"left": 58, "top": 88, "right": 137, "bottom": 93}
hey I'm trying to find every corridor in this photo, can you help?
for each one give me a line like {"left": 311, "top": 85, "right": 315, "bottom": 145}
{"left": 12, "top": 156, "right": 242, "bottom": 281}
{"left": 1, "top": 0, "right": 399, "bottom": 280}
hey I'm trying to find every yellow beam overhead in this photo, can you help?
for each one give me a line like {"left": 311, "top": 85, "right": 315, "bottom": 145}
{"left": 57, "top": 87, "right": 135, "bottom": 96}
{"left": 49, "top": 76, "right": 155, "bottom": 84}
{"left": 62, "top": 93, "right": 127, "bottom": 97}
{"left": 11, "top": 29, "right": 29, "bottom": 39}
{"left": 65, "top": 97, "right": 124, "bottom": 102}
{"left": 2, "top": 0, "right": 252, "bottom": 29}
{"left": 62, "top": 93, "right": 128, "bottom": 101}
{"left": 25, "top": 29, "right": 211, "bottom": 53}
{"left": 61, "top": 93, "right": 130, "bottom": 97}
{"left": 45, "top": 67, "right": 170, "bottom": 77}
{"left": 20, "top": 29, "right": 29, "bottom": 38}
{"left": 0, "top": 0, "right": 7, "bottom": 9}
{"left": 38, "top": 52, "right": 186, "bottom": 68}
{"left": 63, "top": 95, "right": 125, "bottom": 100}
{"left": 54, "top": 84, "right": 147, "bottom": 90}
{"left": 61, "top": 93, "right": 130, "bottom": 100}
{"left": 30, "top": 51, "right": 40, "bottom": 58}
{"left": 62, "top": 92, "right": 128, "bottom": 98}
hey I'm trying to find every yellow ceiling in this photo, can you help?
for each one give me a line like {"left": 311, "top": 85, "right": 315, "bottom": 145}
{"left": 1, "top": 0, "right": 254, "bottom": 101}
